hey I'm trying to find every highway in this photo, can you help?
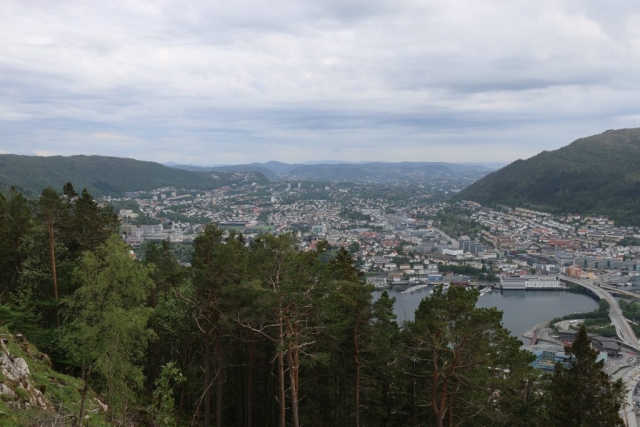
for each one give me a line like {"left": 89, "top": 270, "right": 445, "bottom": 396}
{"left": 562, "top": 277, "right": 639, "bottom": 349}
{"left": 562, "top": 276, "right": 640, "bottom": 426}
{"left": 620, "top": 366, "right": 640, "bottom": 427}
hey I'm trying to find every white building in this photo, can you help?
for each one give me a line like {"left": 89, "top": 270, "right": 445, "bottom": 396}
{"left": 500, "top": 275, "right": 561, "bottom": 290}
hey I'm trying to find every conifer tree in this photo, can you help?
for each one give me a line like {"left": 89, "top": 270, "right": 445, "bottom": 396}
{"left": 405, "top": 285, "right": 533, "bottom": 427}
{"left": 35, "top": 187, "right": 69, "bottom": 328}
{"left": 548, "top": 324, "right": 625, "bottom": 427}
{"left": 0, "top": 187, "right": 33, "bottom": 294}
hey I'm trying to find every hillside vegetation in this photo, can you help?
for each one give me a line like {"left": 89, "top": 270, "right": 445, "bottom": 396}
{"left": 456, "top": 128, "right": 640, "bottom": 224}
{"left": 0, "top": 326, "right": 108, "bottom": 426}
{"left": 0, "top": 154, "right": 238, "bottom": 197}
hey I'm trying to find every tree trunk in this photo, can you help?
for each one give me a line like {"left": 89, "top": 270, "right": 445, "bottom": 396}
{"left": 247, "top": 331, "right": 254, "bottom": 427}
{"left": 216, "top": 320, "right": 223, "bottom": 427}
{"left": 287, "top": 342, "right": 300, "bottom": 427}
{"left": 278, "top": 317, "right": 286, "bottom": 427}
{"left": 78, "top": 364, "right": 92, "bottom": 426}
{"left": 48, "top": 220, "right": 60, "bottom": 329}
{"left": 354, "top": 323, "right": 361, "bottom": 427}
{"left": 204, "top": 328, "right": 212, "bottom": 427}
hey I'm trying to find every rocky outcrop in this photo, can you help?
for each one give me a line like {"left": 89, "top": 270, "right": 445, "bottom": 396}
{"left": 0, "top": 334, "right": 53, "bottom": 411}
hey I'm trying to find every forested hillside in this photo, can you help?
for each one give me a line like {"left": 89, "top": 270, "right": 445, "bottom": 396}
{"left": 456, "top": 128, "right": 640, "bottom": 224}
{"left": 0, "top": 154, "right": 252, "bottom": 197}
{"left": 0, "top": 184, "right": 625, "bottom": 426}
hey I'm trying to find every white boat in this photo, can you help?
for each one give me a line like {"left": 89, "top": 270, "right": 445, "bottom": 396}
{"left": 401, "top": 284, "right": 430, "bottom": 294}
{"left": 478, "top": 287, "right": 493, "bottom": 297}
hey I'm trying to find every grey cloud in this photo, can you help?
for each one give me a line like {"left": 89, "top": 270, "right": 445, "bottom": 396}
{"left": 1, "top": 0, "right": 640, "bottom": 164}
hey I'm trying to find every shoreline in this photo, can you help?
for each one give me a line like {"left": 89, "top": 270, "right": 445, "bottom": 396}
{"left": 522, "top": 320, "right": 564, "bottom": 346}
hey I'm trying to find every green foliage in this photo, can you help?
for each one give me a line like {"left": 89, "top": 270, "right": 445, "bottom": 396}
{"left": 62, "top": 235, "right": 155, "bottom": 419}
{"left": 437, "top": 263, "right": 498, "bottom": 282}
{"left": 456, "top": 128, "right": 640, "bottom": 225}
{"left": 435, "top": 207, "right": 487, "bottom": 239}
{"left": 0, "top": 326, "right": 108, "bottom": 426}
{"left": 598, "top": 298, "right": 610, "bottom": 312}
{"left": 0, "top": 187, "right": 34, "bottom": 294}
{"left": 339, "top": 209, "right": 370, "bottom": 221}
{"left": 148, "top": 362, "right": 186, "bottom": 427}
{"left": 404, "top": 285, "right": 535, "bottom": 426}
{"left": 619, "top": 299, "right": 640, "bottom": 321}
{"left": 548, "top": 325, "right": 625, "bottom": 426}
{"left": 0, "top": 154, "right": 231, "bottom": 197}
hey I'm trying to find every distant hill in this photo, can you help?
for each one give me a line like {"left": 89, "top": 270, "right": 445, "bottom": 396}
{"left": 169, "top": 161, "right": 491, "bottom": 182}
{"left": 287, "top": 162, "right": 489, "bottom": 181}
{"left": 455, "top": 128, "right": 640, "bottom": 225}
{"left": 0, "top": 154, "right": 243, "bottom": 197}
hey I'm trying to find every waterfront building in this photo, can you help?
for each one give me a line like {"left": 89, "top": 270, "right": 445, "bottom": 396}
{"left": 500, "top": 275, "right": 561, "bottom": 289}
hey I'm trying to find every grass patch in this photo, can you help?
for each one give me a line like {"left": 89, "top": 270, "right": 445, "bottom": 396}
{"left": 0, "top": 326, "right": 107, "bottom": 425}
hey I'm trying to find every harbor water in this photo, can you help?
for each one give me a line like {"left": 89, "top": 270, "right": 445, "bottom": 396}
{"left": 373, "top": 286, "right": 599, "bottom": 343}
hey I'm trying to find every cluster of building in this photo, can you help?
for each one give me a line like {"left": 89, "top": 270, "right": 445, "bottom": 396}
{"left": 528, "top": 330, "right": 616, "bottom": 372}
{"left": 455, "top": 202, "right": 640, "bottom": 281}
{"left": 104, "top": 177, "right": 640, "bottom": 292}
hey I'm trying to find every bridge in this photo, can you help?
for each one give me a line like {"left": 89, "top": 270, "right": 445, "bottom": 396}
{"left": 561, "top": 277, "right": 639, "bottom": 348}
{"left": 600, "top": 284, "right": 640, "bottom": 299}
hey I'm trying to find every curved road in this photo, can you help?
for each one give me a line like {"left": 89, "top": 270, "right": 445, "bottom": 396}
{"left": 562, "top": 277, "right": 639, "bottom": 349}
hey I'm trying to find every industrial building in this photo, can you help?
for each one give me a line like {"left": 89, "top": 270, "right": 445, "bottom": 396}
{"left": 557, "top": 330, "right": 620, "bottom": 356}
{"left": 500, "top": 275, "right": 562, "bottom": 289}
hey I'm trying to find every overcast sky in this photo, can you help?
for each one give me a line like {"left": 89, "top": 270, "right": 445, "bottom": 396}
{"left": 1, "top": 0, "right": 639, "bottom": 165}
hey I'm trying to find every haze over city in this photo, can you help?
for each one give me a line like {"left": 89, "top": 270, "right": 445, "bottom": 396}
{"left": 1, "top": 0, "right": 639, "bottom": 164}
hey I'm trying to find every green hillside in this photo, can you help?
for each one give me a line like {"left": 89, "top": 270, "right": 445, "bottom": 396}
{"left": 0, "top": 154, "right": 237, "bottom": 197}
{"left": 455, "top": 128, "right": 640, "bottom": 225}
{"left": 0, "top": 326, "right": 109, "bottom": 426}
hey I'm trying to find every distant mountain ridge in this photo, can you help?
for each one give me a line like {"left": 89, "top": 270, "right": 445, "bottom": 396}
{"left": 455, "top": 128, "right": 640, "bottom": 225}
{"left": 168, "top": 161, "right": 494, "bottom": 182}
{"left": 0, "top": 154, "right": 234, "bottom": 197}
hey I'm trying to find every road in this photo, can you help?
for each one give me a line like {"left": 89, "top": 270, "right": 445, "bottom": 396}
{"left": 430, "top": 227, "right": 457, "bottom": 246}
{"left": 621, "top": 367, "right": 640, "bottom": 427}
{"left": 562, "top": 277, "right": 639, "bottom": 349}
{"left": 562, "top": 276, "right": 640, "bottom": 426}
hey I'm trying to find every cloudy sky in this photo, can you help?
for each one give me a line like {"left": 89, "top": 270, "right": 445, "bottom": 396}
{"left": 1, "top": 0, "right": 639, "bottom": 165}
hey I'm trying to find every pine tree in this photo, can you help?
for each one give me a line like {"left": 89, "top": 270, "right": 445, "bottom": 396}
{"left": 548, "top": 324, "right": 625, "bottom": 427}
{"left": 405, "top": 285, "right": 533, "bottom": 427}
{"left": 35, "top": 187, "right": 69, "bottom": 328}
{"left": 0, "top": 187, "right": 33, "bottom": 294}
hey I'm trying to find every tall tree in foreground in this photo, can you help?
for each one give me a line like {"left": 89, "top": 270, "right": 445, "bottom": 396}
{"left": 189, "top": 226, "right": 247, "bottom": 427}
{"left": 67, "top": 188, "right": 119, "bottom": 258}
{"left": 548, "top": 324, "right": 625, "bottom": 427}
{"left": 405, "top": 285, "right": 533, "bottom": 427}
{"left": 35, "top": 187, "right": 69, "bottom": 328}
{"left": 0, "top": 187, "right": 33, "bottom": 295}
{"left": 63, "top": 235, "right": 155, "bottom": 423}
{"left": 367, "top": 290, "right": 401, "bottom": 426}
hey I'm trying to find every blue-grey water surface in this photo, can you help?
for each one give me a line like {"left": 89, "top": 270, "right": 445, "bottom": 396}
{"left": 373, "top": 286, "right": 599, "bottom": 342}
